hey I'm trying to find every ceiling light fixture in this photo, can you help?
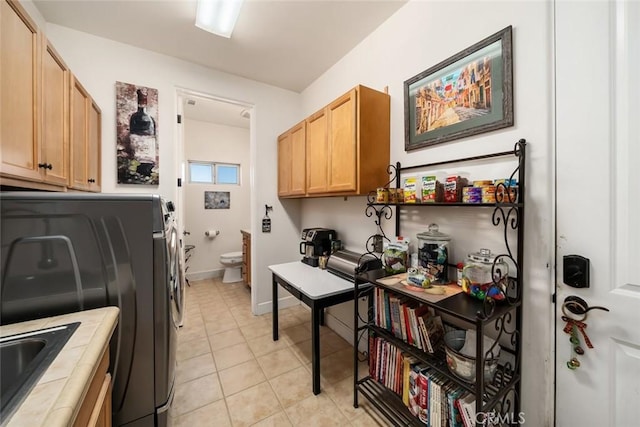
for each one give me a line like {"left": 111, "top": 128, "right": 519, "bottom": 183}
{"left": 195, "top": 0, "right": 245, "bottom": 38}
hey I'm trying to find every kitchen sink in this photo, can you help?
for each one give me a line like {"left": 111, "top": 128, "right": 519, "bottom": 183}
{"left": 0, "top": 322, "right": 79, "bottom": 424}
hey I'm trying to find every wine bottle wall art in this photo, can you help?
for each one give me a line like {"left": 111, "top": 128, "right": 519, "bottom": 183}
{"left": 116, "top": 81, "right": 159, "bottom": 185}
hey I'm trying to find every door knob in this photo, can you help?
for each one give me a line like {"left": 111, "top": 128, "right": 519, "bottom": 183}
{"left": 563, "top": 295, "right": 610, "bottom": 316}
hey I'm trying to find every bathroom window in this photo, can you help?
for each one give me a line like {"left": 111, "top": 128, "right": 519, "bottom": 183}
{"left": 188, "top": 161, "right": 240, "bottom": 185}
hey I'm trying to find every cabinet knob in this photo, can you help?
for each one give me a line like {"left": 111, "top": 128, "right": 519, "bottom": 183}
{"left": 88, "top": 178, "right": 96, "bottom": 183}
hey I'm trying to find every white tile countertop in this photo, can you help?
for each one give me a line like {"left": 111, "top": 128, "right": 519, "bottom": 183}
{"left": 0, "top": 307, "right": 119, "bottom": 427}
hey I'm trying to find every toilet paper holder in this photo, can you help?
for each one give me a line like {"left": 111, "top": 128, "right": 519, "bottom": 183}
{"left": 205, "top": 230, "right": 220, "bottom": 237}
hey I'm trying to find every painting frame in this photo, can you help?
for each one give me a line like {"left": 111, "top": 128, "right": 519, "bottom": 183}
{"left": 404, "top": 26, "right": 513, "bottom": 151}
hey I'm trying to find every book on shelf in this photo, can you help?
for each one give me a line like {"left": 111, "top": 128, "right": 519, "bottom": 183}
{"left": 417, "top": 368, "right": 430, "bottom": 424}
{"left": 456, "top": 393, "right": 476, "bottom": 427}
{"left": 417, "top": 313, "right": 444, "bottom": 354}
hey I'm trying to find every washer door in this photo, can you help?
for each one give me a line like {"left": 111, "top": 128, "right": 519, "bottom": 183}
{"left": 167, "top": 225, "right": 184, "bottom": 327}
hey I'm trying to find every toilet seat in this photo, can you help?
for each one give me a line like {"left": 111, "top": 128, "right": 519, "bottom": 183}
{"left": 220, "top": 251, "right": 243, "bottom": 263}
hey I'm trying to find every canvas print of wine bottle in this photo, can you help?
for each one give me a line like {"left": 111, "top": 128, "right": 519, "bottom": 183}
{"left": 116, "top": 81, "right": 159, "bottom": 184}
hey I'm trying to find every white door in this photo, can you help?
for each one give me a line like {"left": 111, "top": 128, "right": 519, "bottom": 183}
{"left": 555, "top": 1, "right": 640, "bottom": 426}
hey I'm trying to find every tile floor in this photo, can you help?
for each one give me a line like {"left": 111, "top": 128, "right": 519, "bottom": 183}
{"left": 173, "top": 278, "right": 387, "bottom": 426}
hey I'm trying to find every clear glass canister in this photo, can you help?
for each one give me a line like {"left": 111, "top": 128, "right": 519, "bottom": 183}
{"left": 462, "top": 248, "right": 509, "bottom": 289}
{"left": 417, "top": 223, "right": 450, "bottom": 285}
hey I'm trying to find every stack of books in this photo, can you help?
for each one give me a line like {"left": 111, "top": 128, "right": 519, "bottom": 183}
{"left": 373, "top": 287, "right": 445, "bottom": 353}
{"left": 369, "top": 336, "right": 479, "bottom": 427}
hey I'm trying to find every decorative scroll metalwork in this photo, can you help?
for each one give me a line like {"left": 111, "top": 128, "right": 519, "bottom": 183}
{"left": 481, "top": 387, "right": 521, "bottom": 427}
{"left": 481, "top": 139, "right": 526, "bottom": 319}
{"left": 363, "top": 163, "right": 399, "bottom": 258}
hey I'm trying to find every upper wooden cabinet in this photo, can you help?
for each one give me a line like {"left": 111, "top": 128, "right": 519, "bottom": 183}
{"left": 88, "top": 99, "right": 102, "bottom": 192}
{"left": 0, "top": 0, "right": 42, "bottom": 183}
{"left": 278, "top": 85, "right": 390, "bottom": 198}
{"left": 41, "top": 38, "right": 70, "bottom": 187}
{"left": 305, "top": 108, "right": 328, "bottom": 194}
{"left": 0, "top": 0, "right": 100, "bottom": 192}
{"left": 277, "top": 120, "right": 306, "bottom": 197}
{"left": 69, "top": 75, "right": 101, "bottom": 192}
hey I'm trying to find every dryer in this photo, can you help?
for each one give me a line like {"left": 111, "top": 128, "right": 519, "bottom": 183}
{"left": 0, "top": 193, "right": 184, "bottom": 426}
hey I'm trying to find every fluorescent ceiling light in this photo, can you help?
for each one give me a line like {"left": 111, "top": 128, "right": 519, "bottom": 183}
{"left": 195, "top": 0, "right": 245, "bottom": 38}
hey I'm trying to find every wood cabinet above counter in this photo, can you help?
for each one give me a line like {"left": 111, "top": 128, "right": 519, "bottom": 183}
{"left": 278, "top": 85, "right": 390, "bottom": 198}
{"left": 0, "top": 0, "right": 101, "bottom": 192}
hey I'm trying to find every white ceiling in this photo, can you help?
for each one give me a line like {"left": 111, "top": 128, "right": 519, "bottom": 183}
{"left": 182, "top": 95, "right": 250, "bottom": 128}
{"left": 33, "top": 0, "right": 407, "bottom": 93}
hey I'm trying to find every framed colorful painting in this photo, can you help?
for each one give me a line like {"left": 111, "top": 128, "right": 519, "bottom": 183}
{"left": 404, "top": 26, "right": 513, "bottom": 151}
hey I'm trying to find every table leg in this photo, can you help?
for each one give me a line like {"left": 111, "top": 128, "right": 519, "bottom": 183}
{"left": 272, "top": 275, "right": 279, "bottom": 341}
{"left": 319, "top": 308, "right": 325, "bottom": 326}
{"left": 312, "top": 303, "right": 321, "bottom": 395}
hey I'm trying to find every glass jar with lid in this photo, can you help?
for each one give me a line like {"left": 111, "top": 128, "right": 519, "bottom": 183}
{"left": 461, "top": 248, "right": 508, "bottom": 300}
{"left": 417, "top": 223, "right": 450, "bottom": 285}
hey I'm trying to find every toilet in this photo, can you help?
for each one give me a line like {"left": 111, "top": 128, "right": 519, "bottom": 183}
{"left": 220, "top": 251, "right": 243, "bottom": 283}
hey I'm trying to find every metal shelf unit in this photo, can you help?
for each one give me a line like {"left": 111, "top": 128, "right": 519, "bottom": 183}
{"left": 353, "top": 139, "right": 526, "bottom": 427}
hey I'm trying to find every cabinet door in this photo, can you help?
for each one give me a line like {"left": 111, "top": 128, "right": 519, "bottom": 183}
{"left": 306, "top": 109, "right": 328, "bottom": 194}
{"left": 327, "top": 89, "right": 357, "bottom": 192}
{"left": 69, "top": 75, "right": 89, "bottom": 190}
{"left": 87, "top": 100, "right": 101, "bottom": 192}
{"left": 41, "top": 38, "right": 69, "bottom": 186}
{"left": 277, "top": 131, "right": 292, "bottom": 196}
{"left": 289, "top": 121, "right": 306, "bottom": 195}
{"left": 0, "top": 0, "right": 41, "bottom": 182}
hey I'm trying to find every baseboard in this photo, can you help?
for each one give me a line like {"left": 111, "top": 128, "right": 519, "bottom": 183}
{"left": 255, "top": 296, "right": 300, "bottom": 315}
{"left": 186, "top": 269, "right": 223, "bottom": 281}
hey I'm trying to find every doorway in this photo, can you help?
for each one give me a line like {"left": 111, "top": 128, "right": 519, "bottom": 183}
{"left": 175, "top": 89, "right": 254, "bottom": 307}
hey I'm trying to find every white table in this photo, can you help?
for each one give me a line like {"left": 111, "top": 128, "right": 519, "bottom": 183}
{"left": 269, "top": 261, "right": 359, "bottom": 395}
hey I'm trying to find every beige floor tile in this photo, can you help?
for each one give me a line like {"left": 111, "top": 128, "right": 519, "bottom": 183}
{"left": 178, "top": 323, "right": 208, "bottom": 344}
{"left": 208, "top": 328, "right": 246, "bottom": 351}
{"left": 176, "top": 336, "right": 211, "bottom": 362}
{"left": 247, "top": 333, "right": 289, "bottom": 357}
{"left": 324, "top": 376, "right": 378, "bottom": 421}
{"left": 269, "top": 366, "right": 314, "bottom": 408}
{"left": 219, "top": 359, "right": 267, "bottom": 396}
{"left": 204, "top": 318, "right": 238, "bottom": 335}
{"left": 289, "top": 338, "right": 336, "bottom": 365}
{"left": 174, "top": 400, "right": 231, "bottom": 427}
{"left": 250, "top": 411, "right": 292, "bottom": 426}
{"left": 350, "top": 408, "right": 388, "bottom": 427}
{"left": 213, "top": 342, "right": 254, "bottom": 370}
{"left": 256, "top": 347, "right": 302, "bottom": 379}
{"left": 319, "top": 348, "right": 353, "bottom": 385}
{"left": 285, "top": 394, "right": 349, "bottom": 426}
{"left": 280, "top": 324, "right": 312, "bottom": 345}
{"left": 173, "top": 374, "right": 224, "bottom": 416}
{"left": 226, "top": 382, "right": 282, "bottom": 427}
{"left": 240, "top": 322, "right": 273, "bottom": 340}
{"left": 274, "top": 313, "right": 304, "bottom": 330}
{"left": 234, "top": 313, "right": 271, "bottom": 330}
{"left": 176, "top": 352, "right": 217, "bottom": 385}
{"left": 201, "top": 308, "right": 235, "bottom": 322}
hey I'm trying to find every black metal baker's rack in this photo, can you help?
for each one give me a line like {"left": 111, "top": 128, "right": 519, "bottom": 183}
{"left": 353, "top": 139, "right": 526, "bottom": 426}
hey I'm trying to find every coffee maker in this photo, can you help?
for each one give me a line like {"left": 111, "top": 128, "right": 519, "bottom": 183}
{"left": 299, "top": 228, "right": 337, "bottom": 267}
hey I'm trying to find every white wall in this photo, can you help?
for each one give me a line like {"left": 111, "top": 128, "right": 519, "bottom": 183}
{"left": 43, "top": 23, "right": 305, "bottom": 314}
{"left": 297, "top": 1, "right": 554, "bottom": 425}
{"left": 183, "top": 119, "right": 249, "bottom": 278}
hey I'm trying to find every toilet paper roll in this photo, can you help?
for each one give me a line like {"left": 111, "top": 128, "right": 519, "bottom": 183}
{"left": 205, "top": 230, "right": 220, "bottom": 238}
